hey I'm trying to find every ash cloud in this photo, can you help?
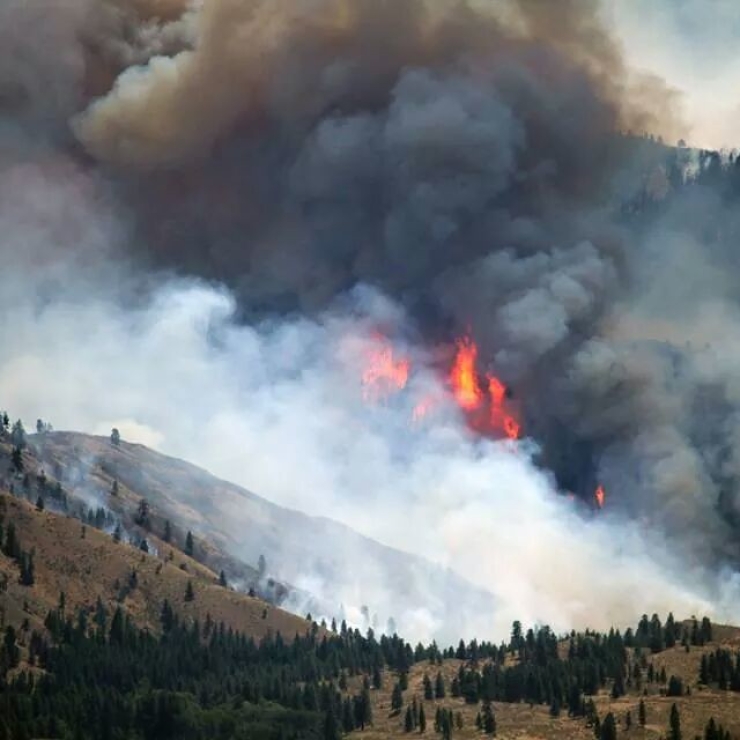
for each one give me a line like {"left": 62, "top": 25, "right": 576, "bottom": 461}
{"left": 1, "top": 0, "right": 740, "bottom": 640}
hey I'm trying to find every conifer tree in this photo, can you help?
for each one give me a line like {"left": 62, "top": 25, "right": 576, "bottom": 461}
{"left": 423, "top": 673, "right": 433, "bottom": 700}
{"left": 185, "top": 580, "right": 195, "bottom": 602}
{"left": 372, "top": 663, "right": 382, "bottom": 689}
{"left": 639, "top": 698, "right": 647, "bottom": 727}
{"left": 185, "top": 530, "right": 194, "bottom": 557}
{"left": 391, "top": 682, "right": 404, "bottom": 712}
{"left": 219, "top": 570, "right": 227, "bottom": 587}
{"left": 669, "top": 703, "right": 681, "bottom": 740}
{"left": 482, "top": 700, "right": 496, "bottom": 735}
{"left": 19, "top": 551, "right": 34, "bottom": 586}
{"left": 419, "top": 703, "right": 426, "bottom": 733}
{"left": 404, "top": 706, "right": 414, "bottom": 732}
{"left": 434, "top": 671, "right": 445, "bottom": 698}
{"left": 600, "top": 713, "right": 617, "bottom": 740}
{"left": 11, "top": 447, "right": 22, "bottom": 473}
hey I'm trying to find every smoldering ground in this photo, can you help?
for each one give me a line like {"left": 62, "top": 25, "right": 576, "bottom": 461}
{"left": 1, "top": 0, "right": 740, "bottom": 640}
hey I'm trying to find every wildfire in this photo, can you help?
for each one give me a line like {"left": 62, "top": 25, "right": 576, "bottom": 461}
{"left": 487, "top": 374, "right": 520, "bottom": 441}
{"left": 359, "top": 332, "right": 521, "bottom": 441}
{"left": 361, "top": 336, "right": 410, "bottom": 402}
{"left": 450, "top": 337, "right": 483, "bottom": 411}
{"left": 595, "top": 485, "right": 606, "bottom": 509}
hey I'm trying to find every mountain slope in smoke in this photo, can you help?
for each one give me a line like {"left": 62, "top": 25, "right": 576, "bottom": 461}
{"left": 0, "top": 490, "right": 311, "bottom": 642}
{"left": 37, "top": 431, "right": 496, "bottom": 635}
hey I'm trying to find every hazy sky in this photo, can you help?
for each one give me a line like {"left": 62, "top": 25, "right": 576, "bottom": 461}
{"left": 603, "top": 0, "right": 740, "bottom": 149}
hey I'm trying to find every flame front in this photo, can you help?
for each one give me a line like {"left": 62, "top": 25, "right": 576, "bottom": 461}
{"left": 361, "top": 336, "right": 410, "bottom": 402}
{"left": 595, "top": 485, "right": 606, "bottom": 509}
{"left": 450, "top": 337, "right": 483, "bottom": 411}
{"left": 360, "top": 332, "right": 521, "bottom": 441}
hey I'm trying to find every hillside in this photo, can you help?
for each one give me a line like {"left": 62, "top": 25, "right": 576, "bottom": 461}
{"left": 29, "top": 430, "right": 495, "bottom": 636}
{"left": 3, "top": 428, "right": 740, "bottom": 739}
{"left": 0, "top": 491, "right": 313, "bottom": 642}
{"left": 354, "top": 625, "right": 740, "bottom": 739}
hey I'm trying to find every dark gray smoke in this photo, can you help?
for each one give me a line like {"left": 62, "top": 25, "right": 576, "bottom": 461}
{"left": 4, "top": 0, "right": 740, "bottom": 620}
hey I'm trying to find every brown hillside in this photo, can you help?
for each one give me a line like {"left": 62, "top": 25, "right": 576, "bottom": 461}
{"left": 29, "top": 431, "right": 495, "bottom": 628}
{"left": 0, "top": 492, "right": 313, "bottom": 642}
{"left": 349, "top": 633, "right": 740, "bottom": 740}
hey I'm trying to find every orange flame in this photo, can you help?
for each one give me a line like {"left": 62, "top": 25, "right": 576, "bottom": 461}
{"left": 450, "top": 337, "right": 483, "bottom": 411}
{"left": 361, "top": 337, "right": 410, "bottom": 402}
{"left": 595, "top": 485, "right": 606, "bottom": 509}
{"left": 503, "top": 415, "right": 520, "bottom": 440}
{"left": 488, "top": 374, "right": 520, "bottom": 440}
{"left": 488, "top": 375, "right": 506, "bottom": 407}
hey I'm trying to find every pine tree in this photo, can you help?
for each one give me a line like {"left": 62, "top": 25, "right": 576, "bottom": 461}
{"left": 219, "top": 570, "right": 228, "bottom": 587}
{"left": 669, "top": 703, "right": 681, "bottom": 740}
{"left": 2, "top": 522, "right": 16, "bottom": 559}
{"left": 372, "top": 663, "right": 382, "bottom": 689}
{"left": 139, "top": 539, "right": 149, "bottom": 553}
{"left": 323, "top": 709, "right": 340, "bottom": 740}
{"left": 135, "top": 499, "right": 150, "bottom": 528}
{"left": 163, "top": 519, "right": 171, "bottom": 542}
{"left": 625, "top": 710, "right": 632, "bottom": 730}
{"left": 434, "top": 671, "right": 445, "bottom": 698}
{"left": 35, "top": 496, "right": 44, "bottom": 511}
{"left": 11, "top": 446, "right": 23, "bottom": 473}
{"left": 600, "top": 713, "right": 617, "bottom": 740}
{"left": 19, "top": 550, "right": 35, "bottom": 586}
{"left": 185, "top": 530, "right": 194, "bottom": 557}
{"left": 423, "top": 673, "right": 433, "bottom": 700}
{"left": 11, "top": 420, "right": 26, "bottom": 449}
{"left": 185, "top": 580, "right": 195, "bottom": 602}
{"left": 111, "top": 480, "right": 119, "bottom": 497}
{"left": 404, "top": 706, "right": 414, "bottom": 732}
{"left": 639, "top": 698, "right": 647, "bottom": 727}
{"left": 482, "top": 700, "right": 496, "bottom": 736}
{"left": 110, "top": 428, "right": 121, "bottom": 447}
{"left": 113, "top": 523, "right": 122, "bottom": 543}
{"left": 419, "top": 704, "right": 426, "bottom": 733}
{"left": 391, "top": 683, "right": 404, "bottom": 713}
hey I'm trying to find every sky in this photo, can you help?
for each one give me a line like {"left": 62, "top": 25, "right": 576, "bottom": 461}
{"left": 603, "top": 0, "right": 740, "bottom": 150}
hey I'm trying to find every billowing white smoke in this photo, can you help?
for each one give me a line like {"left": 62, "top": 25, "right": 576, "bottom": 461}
{"left": 1, "top": 262, "right": 736, "bottom": 642}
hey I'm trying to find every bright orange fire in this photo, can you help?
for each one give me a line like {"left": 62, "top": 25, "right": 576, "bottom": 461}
{"left": 361, "top": 337, "right": 410, "bottom": 402}
{"left": 360, "top": 332, "right": 522, "bottom": 441}
{"left": 487, "top": 374, "right": 520, "bottom": 440}
{"left": 595, "top": 485, "right": 606, "bottom": 509}
{"left": 450, "top": 337, "right": 483, "bottom": 411}
{"left": 488, "top": 375, "right": 506, "bottom": 406}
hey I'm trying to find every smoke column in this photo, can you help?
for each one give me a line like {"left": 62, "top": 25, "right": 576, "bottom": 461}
{"left": 1, "top": 0, "right": 740, "bottom": 640}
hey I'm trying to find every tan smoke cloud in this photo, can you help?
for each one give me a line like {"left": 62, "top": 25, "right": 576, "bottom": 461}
{"left": 73, "top": 0, "right": 682, "bottom": 168}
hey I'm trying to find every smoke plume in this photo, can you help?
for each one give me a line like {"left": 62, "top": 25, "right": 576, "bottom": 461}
{"left": 1, "top": 0, "right": 739, "bottom": 641}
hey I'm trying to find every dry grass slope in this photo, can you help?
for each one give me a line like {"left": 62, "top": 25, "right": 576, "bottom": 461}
{"left": 0, "top": 492, "right": 313, "bottom": 642}
{"left": 350, "top": 631, "right": 740, "bottom": 740}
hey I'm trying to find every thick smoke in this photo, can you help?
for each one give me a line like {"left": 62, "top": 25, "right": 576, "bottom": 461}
{"left": 1, "top": 0, "right": 740, "bottom": 641}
